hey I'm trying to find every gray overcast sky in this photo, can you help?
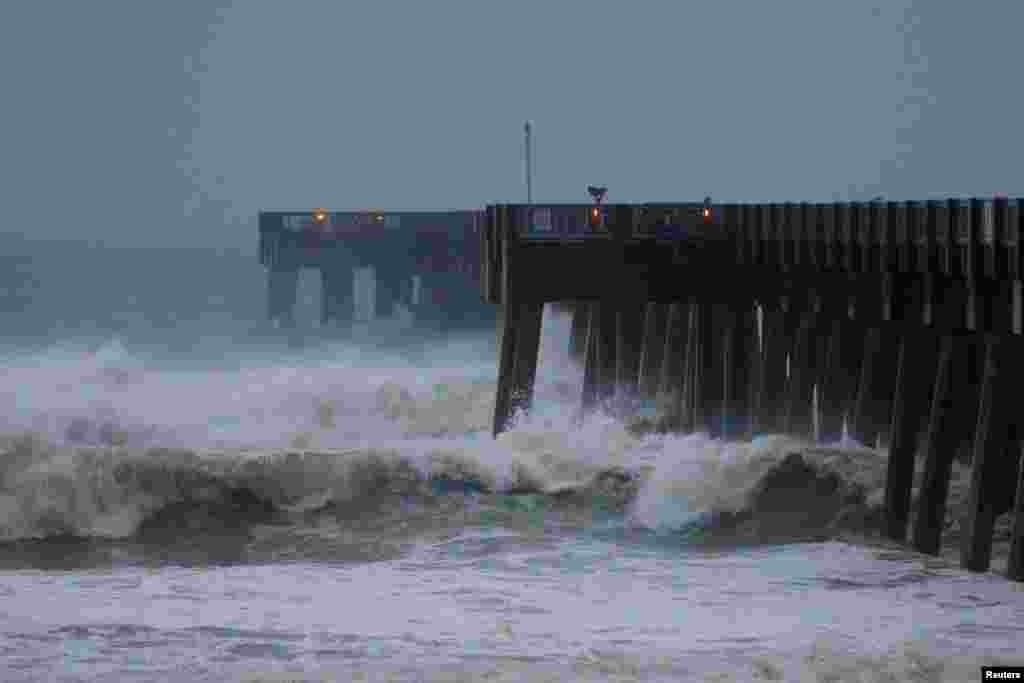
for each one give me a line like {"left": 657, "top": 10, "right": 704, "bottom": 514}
{"left": 1, "top": 1, "right": 1022, "bottom": 248}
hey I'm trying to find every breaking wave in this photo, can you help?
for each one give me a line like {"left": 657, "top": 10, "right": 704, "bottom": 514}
{"left": 0, "top": 421, "right": 913, "bottom": 551}
{"left": 0, "top": 309, "right": 1011, "bottom": 568}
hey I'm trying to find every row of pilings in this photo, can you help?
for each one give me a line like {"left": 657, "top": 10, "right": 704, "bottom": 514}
{"left": 492, "top": 297, "right": 1024, "bottom": 581}
{"left": 265, "top": 265, "right": 416, "bottom": 327}
{"left": 259, "top": 210, "right": 487, "bottom": 329}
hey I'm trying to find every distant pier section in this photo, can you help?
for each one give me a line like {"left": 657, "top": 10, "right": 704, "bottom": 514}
{"left": 481, "top": 197, "right": 1024, "bottom": 581}
{"left": 258, "top": 209, "right": 493, "bottom": 330}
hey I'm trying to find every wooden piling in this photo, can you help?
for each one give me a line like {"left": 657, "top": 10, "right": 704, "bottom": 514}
{"left": 882, "top": 273, "right": 933, "bottom": 542}
{"left": 781, "top": 291, "right": 818, "bottom": 439}
{"left": 493, "top": 304, "right": 518, "bottom": 437}
{"left": 638, "top": 303, "right": 670, "bottom": 401}
{"left": 871, "top": 326, "right": 901, "bottom": 448}
{"left": 722, "top": 301, "right": 756, "bottom": 439}
{"left": 697, "top": 302, "right": 727, "bottom": 436}
{"left": 747, "top": 301, "right": 766, "bottom": 437}
{"left": 581, "top": 302, "right": 602, "bottom": 415}
{"left": 509, "top": 302, "right": 545, "bottom": 421}
{"left": 911, "top": 345, "right": 957, "bottom": 555}
{"left": 615, "top": 305, "right": 646, "bottom": 404}
{"left": 883, "top": 327, "right": 936, "bottom": 541}
{"left": 961, "top": 334, "right": 1017, "bottom": 572}
{"left": 597, "top": 301, "right": 618, "bottom": 405}
{"left": 815, "top": 293, "right": 853, "bottom": 443}
{"left": 849, "top": 326, "right": 882, "bottom": 446}
{"left": 568, "top": 301, "right": 589, "bottom": 362}
{"left": 581, "top": 300, "right": 618, "bottom": 414}
{"left": 912, "top": 278, "right": 970, "bottom": 555}
{"left": 838, "top": 298, "right": 867, "bottom": 435}
{"left": 718, "top": 306, "right": 737, "bottom": 439}
{"left": 320, "top": 267, "right": 353, "bottom": 325}
{"left": 373, "top": 263, "right": 403, "bottom": 320}
{"left": 683, "top": 301, "right": 702, "bottom": 431}
{"left": 848, "top": 273, "right": 900, "bottom": 447}
{"left": 1009, "top": 445, "right": 1024, "bottom": 580}
{"left": 267, "top": 266, "right": 299, "bottom": 327}
{"left": 657, "top": 301, "right": 690, "bottom": 426}
{"left": 758, "top": 300, "right": 790, "bottom": 434}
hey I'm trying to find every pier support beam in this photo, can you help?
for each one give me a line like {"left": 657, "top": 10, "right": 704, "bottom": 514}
{"left": 638, "top": 303, "right": 669, "bottom": 402}
{"left": 961, "top": 334, "right": 1019, "bottom": 572}
{"left": 492, "top": 301, "right": 545, "bottom": 437}
{"left": 569, "top": 302, "right": 589, "bottom": 362}
{"left": 510, "top": 303, "right": 544, "bottom": 419}
{"left": 747, "top": 302, "right": 766, "bottom": 436}
{"left": 837, "top": 307, "right": 867, "bottom": 438}
{"left": 1009, "top": 445, "right": 1024, "bottom": 581}
{"left": 352, "top": 267, "right": 376, "bottom": 322}
{"left": 615, "top": 305, "right": 645, "bottom": 408}
{"left": 581, "top": 301, "right": 617, "bottom": 415}
{"left": 882, "top": 275, "right": 935, "bottom": 542}
{"left": 911, "top": 277, "right": 976, "bottom": 556}
{"left": 816, "top": 294, "right": 858, "bottom": 443}
{"left": 722, "top": 301, "right": 756, "bottom": 440}
{"left": 267, "top": 266, "right": 299, "bottom": 327}
{"left": 680, "top": 302, "right": 701, "bottom": 432}
{"left": 781, "top": 292, "right": 817, "bottom": 440}
{"left": 373, "top": 262, "right": 403, "bottom": 320}
{"left": 849, "top": 325, "right": 899, "bottom": 448}
{"left": 657, "top": 301, "right": 690, "bottom": 428}
{"left": 758, "top": 300, "right": 790, "bottom": 434}
{"left": 320, "top": 267, "right": 353, "bottom": 326}
{"left": 912, "top": 334, "right": 966, "bottom": 555}
{"left": 696, "top": 302, "right": 727, "bottom": 437}
{"left": 581, "top": 303, "right": 602, "bottom": 415}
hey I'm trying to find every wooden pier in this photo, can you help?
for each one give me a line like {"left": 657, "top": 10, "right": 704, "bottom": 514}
{"left": 258, "top": 210, "right": 492, "bottom": 330}
{"left": 481, "top": 198, "right": 1024, "bottom": 581}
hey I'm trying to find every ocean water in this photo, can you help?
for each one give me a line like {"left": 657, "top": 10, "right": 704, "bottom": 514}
{"left": 1, "top": 236, "right": 1022, "bottom": 682}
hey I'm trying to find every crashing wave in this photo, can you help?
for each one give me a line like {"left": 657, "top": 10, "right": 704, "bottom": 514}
{"left": 0, "top": 393, "right": 1007, "bottom": 557}
{"left": 0, "top": 431, "right": 642, "bottom": 541}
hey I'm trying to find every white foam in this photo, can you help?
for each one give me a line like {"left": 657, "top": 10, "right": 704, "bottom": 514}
{"left": 0, "top": 305, "right": 1003, "bottom": 557}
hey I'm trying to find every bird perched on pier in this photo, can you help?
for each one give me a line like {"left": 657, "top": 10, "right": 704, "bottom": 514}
{"left": 587, "top": 186, "right": 607, "bottom": 204}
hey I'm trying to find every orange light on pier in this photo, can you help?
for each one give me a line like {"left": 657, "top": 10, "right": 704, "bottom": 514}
{"left": 312, "top": 208, "right": 328, "bottom": 225}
